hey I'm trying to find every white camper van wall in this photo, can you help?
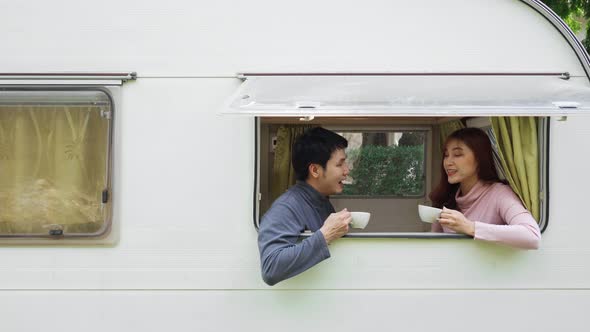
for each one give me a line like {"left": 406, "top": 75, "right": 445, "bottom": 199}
{"left": 3, "top": 0, "right": 590, "bottom": 330}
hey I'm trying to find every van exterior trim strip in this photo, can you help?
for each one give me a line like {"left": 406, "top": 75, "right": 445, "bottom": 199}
{"left": 0, "top": 72, "right": 137, "bottom": 82}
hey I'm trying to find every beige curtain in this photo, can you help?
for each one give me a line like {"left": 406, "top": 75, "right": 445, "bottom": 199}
{"left": 270, "top": 125, "right": 310, "bottom": 202}
{"left": 0, "top": 105, "right": 109, "bottom": 234}
{"left": 490, "top": 117, "right": 540, "bottom": 222}
{"left": 438, "top": 120, "right": 465, "bottom": 150}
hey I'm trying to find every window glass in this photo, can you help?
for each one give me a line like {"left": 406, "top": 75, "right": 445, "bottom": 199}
{"left": 337, "top": 131, "right": 425, "bottom": 197}
{"left": 0, "top": 89, "right": 112, "bottom": 237}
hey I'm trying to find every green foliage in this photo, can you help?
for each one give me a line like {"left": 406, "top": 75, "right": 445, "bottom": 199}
{"left": 543, "top": 0, "right": 590, "bottom": 53}
{"left": 398, "top": 132, "right": 425, "bottom": 147}
{"left": 342, "top": 145, "right": 424, "bottom": 196}
{"left": 544, "top": 0, "right": 579, "bottom": 19}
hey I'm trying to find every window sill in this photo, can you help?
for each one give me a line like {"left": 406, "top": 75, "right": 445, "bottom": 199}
{"left": 300, "top": 231, "right": 470, "bottom": 239}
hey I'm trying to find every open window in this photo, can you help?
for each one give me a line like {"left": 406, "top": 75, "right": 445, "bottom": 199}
{"left": 223, "top": 74, "right": 570, "bottom": 237}
{"left": 257, "top": 116, "right": 548, "bottom": 237}
{"left": 0, "top": 73, "right": 132, "bottom": 244}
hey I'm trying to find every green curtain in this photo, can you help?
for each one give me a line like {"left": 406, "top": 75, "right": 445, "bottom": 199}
{"left": 270, "top": 125, "right": 310, "bottom": 202}
{"left": 438, "top": 120, "right": 465, "bottom": 150}
{"left": 490, "top": 117, "right": 540, "bottom": 222}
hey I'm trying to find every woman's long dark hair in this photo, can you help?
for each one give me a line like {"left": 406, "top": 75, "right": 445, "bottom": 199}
{"left": 429, "top": 127, "right": 503, "bottom": 209}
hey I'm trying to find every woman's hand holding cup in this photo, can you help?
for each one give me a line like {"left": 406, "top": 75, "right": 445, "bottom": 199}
{"left": 438, "top": 207, "right": 475, "bottom": 236}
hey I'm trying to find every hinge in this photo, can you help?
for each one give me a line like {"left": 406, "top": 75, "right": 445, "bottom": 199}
{"left": 560, "top": 72, "right": 570, "bottom": 80}
{"left": 100, "top": 109, "right": 112, "bottom": 119}
{"left": 552, "top": 101, "right": 579, "bottom": 109}
{"left": 299, "top": 116, "right": 315, "bottom": 121}
{"left": 43, "top": 224, "right": 64, "bottom": 236}
{"left": 102, "top": 189, "right": 109, "bottom": 203}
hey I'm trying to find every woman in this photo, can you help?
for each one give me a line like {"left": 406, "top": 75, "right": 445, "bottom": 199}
{"left": 429, "top": 127, "right": 541, "bottom": 249}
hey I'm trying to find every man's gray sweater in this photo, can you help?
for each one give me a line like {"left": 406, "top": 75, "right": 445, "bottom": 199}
{"left": 257, "top": 181, "right": 334, "bottom": 285}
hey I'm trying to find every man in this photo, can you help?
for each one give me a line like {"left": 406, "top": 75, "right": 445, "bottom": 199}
{"left": 258, "top": 127, "right": 352, "bottom": 286}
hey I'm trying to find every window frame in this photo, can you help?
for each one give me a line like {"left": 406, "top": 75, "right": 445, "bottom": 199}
{"left": 253, "top": 117, "right": 549, "bottom": 238}
{"left": 0, "top": 85, "right": 116, "bottom": 241}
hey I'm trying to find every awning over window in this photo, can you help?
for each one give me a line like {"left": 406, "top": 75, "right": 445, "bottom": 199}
{"left": 223, "top": 74, "right": 590, "bottom": 116}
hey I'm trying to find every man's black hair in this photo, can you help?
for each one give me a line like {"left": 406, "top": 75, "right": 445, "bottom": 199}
{"left": 292, "top": 127, "right": 348, "bottom": 181}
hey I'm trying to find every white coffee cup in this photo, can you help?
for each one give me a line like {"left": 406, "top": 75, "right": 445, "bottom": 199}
{"left": 350, "top": 211, "right": 371, "bottom": 229}
{"left": 418, "top": 205, "right": 442, "bottom": 223}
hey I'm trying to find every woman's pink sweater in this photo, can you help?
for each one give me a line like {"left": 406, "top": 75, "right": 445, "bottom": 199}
{"left": 433, "top": 181, "right": 541, "bottom": 249}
